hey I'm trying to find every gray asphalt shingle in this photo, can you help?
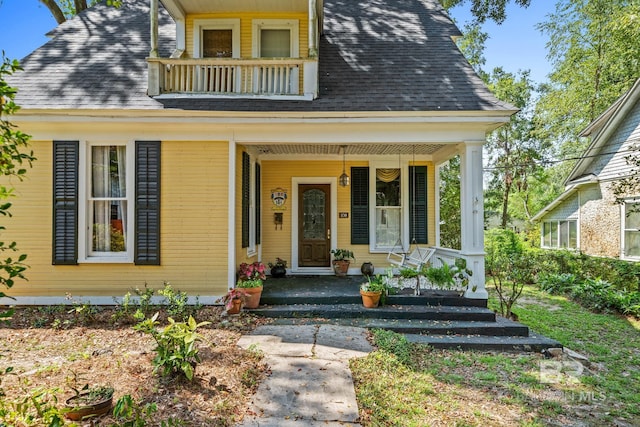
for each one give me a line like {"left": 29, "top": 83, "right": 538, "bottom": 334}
{"left": 9, "top": 0, "right": 512, "bottom": 113}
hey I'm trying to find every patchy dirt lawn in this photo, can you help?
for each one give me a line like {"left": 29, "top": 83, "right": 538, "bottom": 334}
{"left": 0, "top": 307, "right": 267, "bottom": 426}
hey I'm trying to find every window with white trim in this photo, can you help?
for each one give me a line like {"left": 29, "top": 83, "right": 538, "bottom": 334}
{"left": 252, "top": 19, "right": 299, "bottom": 94}
{"left": 541, "top": 220, "right": 577, "bottom": 249}
{"left": 374, "top": 167, "right": 402, "bottom": 249}
{"left": 623, "top": 201, "right": 640, "bottom": 259}
{"left": 80, "top": 142, "right": 134, "bottom": 262}
{"left": 193, "top": 19, "right": 240, "bottom": 58}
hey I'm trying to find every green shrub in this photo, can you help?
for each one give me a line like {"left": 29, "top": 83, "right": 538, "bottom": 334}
{"left": 157, "top": 283, "right": 200, "bottom": 322}
{"left": 372, "top": 329, "right": 412, "bottom": 366}
{"left": 134, "top": 313, "right": 210, "bottom": 380}
{"left": 537, "top": 272, "right": 579, "bottom": 294}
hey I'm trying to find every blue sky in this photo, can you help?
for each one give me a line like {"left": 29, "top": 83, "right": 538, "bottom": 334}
{"left": 0, "top": 0, "right": 555, "bottom": 84}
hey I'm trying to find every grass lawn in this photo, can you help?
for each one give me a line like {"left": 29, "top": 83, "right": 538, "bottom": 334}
{"left": 350, "top": 285, "right": 640, "bottom": 427}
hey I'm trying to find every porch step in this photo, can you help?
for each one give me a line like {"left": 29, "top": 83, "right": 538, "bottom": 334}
{"left": 261, "top": 316, "right": 529, "bottom": 337}
{"left": 405, "top": 332, "right": 561, "bottom": 352}
{"left": 260, "top": 293, "right": 487, "bottom": 307}
{"left": 248, "top": 304, "right": 497, "bottom": 322}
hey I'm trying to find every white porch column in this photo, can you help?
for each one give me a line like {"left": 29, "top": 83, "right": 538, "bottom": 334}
{"left": 228, "top": 141, "right": 237, "bottom": 290}
{"left": 148, "top": 0, "right": 160, "bottom": 96}
{"left": 308, "top": 0, "right": 318, "bottom": 57}
{"left": 460, "top": 141, "right": 488, "bottom": 299}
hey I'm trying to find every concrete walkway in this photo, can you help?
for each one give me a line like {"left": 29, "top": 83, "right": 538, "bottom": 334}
{"left": 236, "top": 324, "right": 373, "bottom": 426}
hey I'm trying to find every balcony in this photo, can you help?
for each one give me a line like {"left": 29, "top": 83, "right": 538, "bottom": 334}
{"left": 148, "top": 57, "right": 318, "bottom": 100}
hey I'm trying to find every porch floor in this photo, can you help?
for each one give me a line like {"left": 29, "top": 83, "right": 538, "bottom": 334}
{"left": 250, "top": 275, "right": 561, "bottom": 352}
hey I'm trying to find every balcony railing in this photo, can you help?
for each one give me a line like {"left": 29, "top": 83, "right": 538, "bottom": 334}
{"left": 147, "top": 58, "right": 318, "bottom": 100}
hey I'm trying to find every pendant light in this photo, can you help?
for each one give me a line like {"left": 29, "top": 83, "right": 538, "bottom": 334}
{"left": 339, "top": 145, "right": 350, "bottom": 187}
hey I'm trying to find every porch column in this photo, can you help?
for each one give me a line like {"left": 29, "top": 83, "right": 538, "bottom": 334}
{"left": 460, "top": 141, "right": 488, "bottom": 299}
{"left": 228, "top": 141, "right": 237, "bottom": 290}
{"left": 148, "top": 0, "right": 160, "bottom": 96}
{"left": 308, "top": 0, "right": 318, "bottom": 57}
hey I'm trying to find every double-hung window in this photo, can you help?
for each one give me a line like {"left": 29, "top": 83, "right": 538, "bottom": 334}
{"left": 88, "top": 145, "right": 130, "bottom": 257}
{"left": 623, "top": 201, "right": 640, "bottom": 259}
{"left": 374, "top": 167, "right": 402, "bottom": 250}
{"left": 53, "top": 140, "right": 160, "bottom": 265}
{"left": 252, "top": 19, "right": 299, "bottom": 94}
{"left": 541, "top": 220, "right": 577, "bottom": 249}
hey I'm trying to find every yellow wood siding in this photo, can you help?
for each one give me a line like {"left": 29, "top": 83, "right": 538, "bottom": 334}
{"left": 186, "top": 12, "right": 308, "bottom": 59}
{"left": 5, "top": 140, "right": 230, "bottom": 297}
{"left": 260, "top": 160, "right": 437, "bottom": 270}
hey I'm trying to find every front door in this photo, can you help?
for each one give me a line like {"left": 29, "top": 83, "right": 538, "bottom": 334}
{"left": 298, "top": 184, "right": 331, "bottom": 267}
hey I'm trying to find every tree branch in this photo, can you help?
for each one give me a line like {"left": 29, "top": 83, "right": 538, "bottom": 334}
{"left": 39, "top": 0, "right": 66, "bottom": 24}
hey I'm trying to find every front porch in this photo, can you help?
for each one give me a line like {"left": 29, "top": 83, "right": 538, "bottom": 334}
{"left": 247, "top": 275, "right": 561, "bottom": 352}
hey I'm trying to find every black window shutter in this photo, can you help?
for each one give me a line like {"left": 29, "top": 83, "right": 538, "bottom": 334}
{"left": 351, "top": 167, "right": 369, "bottom": 244}
{"left": 409, "top": 165, "right": 428, "bottom": 244}
{"left": 52, "top": 141, "right": 79, "bottom": 265}
{"left": 241, "top": 152, "right": 250, "bottom": 248}
{"left": 134, "top": 141, "right": 161, "bottom": 265}
{"left": 255, "top": 162, "right": 261, "bottom": 245}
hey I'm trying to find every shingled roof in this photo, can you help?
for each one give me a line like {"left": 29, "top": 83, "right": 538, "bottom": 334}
{"left": 9, "top": 0, "right": 513, "bottom": 113}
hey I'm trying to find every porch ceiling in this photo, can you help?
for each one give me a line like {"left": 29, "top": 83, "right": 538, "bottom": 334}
{"left": 254, "top": 143, "right": 446, "bottom": 156}
{"left": 160, "top": 0, "right": 308, "bottom": 14}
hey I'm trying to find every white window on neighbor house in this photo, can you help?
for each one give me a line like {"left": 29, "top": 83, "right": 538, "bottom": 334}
{"left": 541, "top": 220, "right": 577, "bottom": 250}
{"left": 622, "top": 201, "right": 640, "bottom": 259}
{"left": 80, "top": 142, "right": 134, "bottom": 262}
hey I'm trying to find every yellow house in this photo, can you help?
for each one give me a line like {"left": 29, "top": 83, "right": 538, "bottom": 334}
{"left": 3, "top": 0, "right": 515, "bottom": 304}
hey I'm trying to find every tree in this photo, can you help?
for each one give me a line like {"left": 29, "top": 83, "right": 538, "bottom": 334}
{"left": 440, "top": 0, "right": 531, "bottom": 24}
{"left": 535, "top": 0, "right": 640, "bottom": 178}
{"left": 484, "top": 68, "right": 552, "bottom": 228}
{"left": 39, "top": 0, "right": 121, "bottom": 24}
{"left": 438, "top": 156, "right": 462, "bottom": 249}
{"left": 0, "top": 55, "right": 35, "bottom": 316}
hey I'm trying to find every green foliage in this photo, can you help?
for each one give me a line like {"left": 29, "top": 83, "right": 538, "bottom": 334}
{"left": 535, "top": 0, "right": 640, "bottom": 176}
{"left": 361, "top": 274, "right": 388, "bottom": 304}
{"left": 537, "top": 272, "right": 579, "bottom": 294}
{"left": 440, "top": 0, "right": 531, "bottom": 24}
{"left": 485, "top": 229, "right": 536, "bottom": 318}
{"left": 134, "top": 313, "right": 210, "bottom": 380}
{"left": 438, "top": 156, "right": 461, "bottom": 249}
{"left": 0, "top": 382, "right": 65, "bottom": 427}
{"left": 111, "top": 394, "right": 158, "bottom": 427}
{"left": 330, "top": 248, "right": 355, "bottom": 261}
{"left": 157, "top": 283, "right": 200, "bottom": 322}
{"left": 422, "top": 258, "right": 472, "bottom": 291}
{"left": 372, "top": 329, "right": 413, "bottom": 366}
{"left": 0, "top": 54, "right": 35, "bottom": 311}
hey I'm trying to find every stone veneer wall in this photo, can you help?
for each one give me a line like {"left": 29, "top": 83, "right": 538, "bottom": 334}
{"left": 579, "top": 182, "right": 621, "bottom": 258}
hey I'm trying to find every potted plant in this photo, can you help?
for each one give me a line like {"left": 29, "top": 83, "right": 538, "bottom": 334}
{"left": 268, "top": 257, "right": 287, "bottom": 278}
{"left": 65, "top": 384, "right": 114, "bottom": 421}
{"left": 219, "top": 288, "right": 249, "bottom": 314}
{"left": 236, "top": 261, "right": 266, "bottom": 308}
{"left": 330, "top": 249, "right": 355, "bottom": 276}
{"left": 422, "top": 258, "right": 472, "bottom": 295}
{"left": 359, "top": 274, "right": 386, "bottom": 308}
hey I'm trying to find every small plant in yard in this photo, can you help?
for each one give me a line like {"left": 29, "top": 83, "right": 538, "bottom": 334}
{"left": 485, "top": 229, "right": 536, "bottom": 319}
{"left": 157, "top": 282, "right": 201, "bottom": 322}
{"left": 111, "top": 394, "right": 158, "bottom": 427}
{"left": 134, "top": 312, "right": 211, "bottom": 380}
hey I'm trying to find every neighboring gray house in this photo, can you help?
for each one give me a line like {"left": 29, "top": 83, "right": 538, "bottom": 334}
{"left": 533, "top": 78, "right": 640, "bottom": 260}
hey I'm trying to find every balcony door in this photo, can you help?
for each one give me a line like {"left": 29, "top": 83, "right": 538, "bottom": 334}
{"left": 298, "top": 184, "right": 331, "bottom": 267}
{"left": 252, "top": 19, "right": 299, "bottom": 94}
{"left": 193, "top": 19, "right": 240, "bottom": 93}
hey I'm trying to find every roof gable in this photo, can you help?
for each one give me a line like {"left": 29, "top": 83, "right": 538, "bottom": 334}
{"left": 566, "top": 78, "right": 640, "bottom": 184}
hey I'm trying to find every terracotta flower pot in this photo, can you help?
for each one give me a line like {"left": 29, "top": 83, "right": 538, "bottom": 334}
{"left": 226, "top": 297, "right": 243, "bottom": 314}
{"left": 360, "top": 290, "right": 382, "bottom": 308}
{"left": 242, "top": 286, "right": 263, "bottom": 309}
{"left": 332, "top": 260, "right": 350, "bottom": 276}
{"left": 65, "top": 393, "right": 113, "bottom": 421}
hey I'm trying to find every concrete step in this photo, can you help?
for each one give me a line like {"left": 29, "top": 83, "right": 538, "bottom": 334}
{"left": 260, "top": 316, "right": 528, "bottom": 336}
{"left": 249, "top": 304, "right": 497, "bottom": 322}
{"left": 405, "top": 332, "right": 562, "bottom": 352}
{"left": 260, "top": 292, "right": 487, "bottom": 308}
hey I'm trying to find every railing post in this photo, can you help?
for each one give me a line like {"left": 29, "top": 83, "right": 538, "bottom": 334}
{"left": 303, "top": 60, "right": 318, "bottom": 99}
